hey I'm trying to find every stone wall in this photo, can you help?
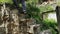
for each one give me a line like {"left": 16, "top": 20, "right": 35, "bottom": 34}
{"left": 0, "top": 4, "right": 40, "bottom": 34}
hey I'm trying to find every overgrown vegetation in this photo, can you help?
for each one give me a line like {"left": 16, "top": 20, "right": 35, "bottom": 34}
{"left": 0, "top": 0, "right": 59, "bottom": 34}
{"left": 41, "top": 19, "right": 59, "bottom": 34}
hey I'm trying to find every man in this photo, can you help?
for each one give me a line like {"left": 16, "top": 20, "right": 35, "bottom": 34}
{"left": 13, "top": 0, "right": 26, "bottom": 14}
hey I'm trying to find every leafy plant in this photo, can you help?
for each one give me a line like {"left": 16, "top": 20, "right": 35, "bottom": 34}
{"left": 40, "top": 19, "right": 59, "bottom": 34}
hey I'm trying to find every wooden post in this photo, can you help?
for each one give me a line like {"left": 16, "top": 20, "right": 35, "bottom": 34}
{"left": 56, "top": 6, "right": 60, "bottom": 34}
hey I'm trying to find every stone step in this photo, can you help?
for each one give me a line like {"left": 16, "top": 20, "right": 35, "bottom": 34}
{"left": 20, "top": 19, "right": 26, "bottom": 21}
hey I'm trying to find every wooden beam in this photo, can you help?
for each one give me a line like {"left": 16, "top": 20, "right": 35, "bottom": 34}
{"left": 42, "top": 10, "right": 55, "bottom": 14}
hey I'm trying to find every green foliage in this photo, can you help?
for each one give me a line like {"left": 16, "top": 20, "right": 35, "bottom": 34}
{"left": 39, "top": 5, "right": 54, "bottom": 13}
{"left": 26, "top": 3, "right": 41, "bottom": 22}
{"left": 51, "top": 28, "right": 58, "bottom": 34}
{"left": 43, "top": 19, "right": 57, "bottom": 29}
{"left": 26, "top": 3, "right": 58, "bottom": 34}
{"left": 0, "top": 0, "right": 13, "bottom": 4}
{"left": 40, "top": 19, "right": 59, "bottom": 34}
{"left": 26, "top": 0, "right": 55, "bottom": 24}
